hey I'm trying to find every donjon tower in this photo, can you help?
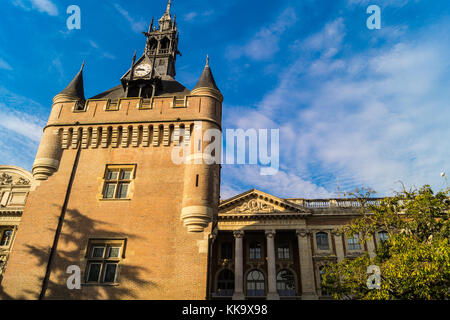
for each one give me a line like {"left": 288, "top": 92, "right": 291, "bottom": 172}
{"left": 0, "top": 0, "right": 222, "bottom": 299}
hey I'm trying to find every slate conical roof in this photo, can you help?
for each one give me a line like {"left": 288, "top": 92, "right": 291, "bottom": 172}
{"left": 193, "top": 56, "right": 220, "bottom": 92}
{"left": 58, "top": 62, "right": 85, "bottom": 101}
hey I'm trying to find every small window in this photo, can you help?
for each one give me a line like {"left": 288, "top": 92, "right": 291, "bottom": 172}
{"left": 102, "top": 165, "right": 135, "bottom": 200}
{"left": 277, "top": 243, "right": 290, "bottom": 259}
{"left": 85, "top": 240, "right": 125, "bottom": 284}
{"left": 220, "top": 242, "right": 233, "bottom": 260}
{"left": 378, "top": 231, "right": 389, "bottom": 242}
{"left": 249, "top": 242, "right": 262, "bottom": 260}
{"left": 0, "top": 228, "right": 13, "bottom": 247}
{"left": 316, "top": 232, "right": 330, "bottom": 250}
{"left": 347, "top": 234, "right": 361, "bottom": 251}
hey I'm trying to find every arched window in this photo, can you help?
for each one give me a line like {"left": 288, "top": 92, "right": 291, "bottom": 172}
{"left": 217, "top": 269, "right": 234, "bottom": 296}
{"left": 347, "top": 234, "right": 361, "bottom": 250}
{"left": 276, "top": 270, "right": 296, "bottom": 296}
{"left": 246, "top": 270, "right": 265, "bottom": 296}
{"left": 378, "top": 231, "right": 389, "bottom": 242}
{"left": 249, "top": 242, "right": 261, "bottom": 260}
{"left": 316, "top": 232, "right": 330, "bottom": 250}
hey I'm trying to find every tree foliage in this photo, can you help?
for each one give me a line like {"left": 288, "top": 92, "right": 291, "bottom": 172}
{"left": 321, "top": 185, "right": 450, "bottom": 300}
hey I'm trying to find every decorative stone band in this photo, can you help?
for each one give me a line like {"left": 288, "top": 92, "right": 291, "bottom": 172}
{"left": 190, "top": 87, "right": 223, "bottom": 103}
{"left": 52, "top": 93, "right": 82, "bottom": 105}
{"left": 180, "top": 205, "right": 213, "bottom": 233}
{"left": 32, "top": 158, "right": 60, "bottom": 181}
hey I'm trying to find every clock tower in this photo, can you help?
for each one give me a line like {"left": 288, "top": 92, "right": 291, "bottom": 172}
{"left": 0, "top": 0, "right": 223, "bottom": 300}
{"left": 121, "top": 0, "right": 179, "bottom": 98}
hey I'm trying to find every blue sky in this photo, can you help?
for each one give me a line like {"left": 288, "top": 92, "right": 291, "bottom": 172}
{"left": 0, "top": 0, "right": 449, "bottom": 199}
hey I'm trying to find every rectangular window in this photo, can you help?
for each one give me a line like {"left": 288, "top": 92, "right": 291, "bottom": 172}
{"left": 277, "top": 244, "right": 290, "bottom": 259}
{"left": 249, "top": 242, "right": 262, "bottom": 260}
{"left": 102, "top": 165, "right": 135, "bottom": 200}
{"left": 347, "top": 234, "right": 361, "bottom": 251}
{"left": 85, "top": 239, "right": 125, "bottom": 284}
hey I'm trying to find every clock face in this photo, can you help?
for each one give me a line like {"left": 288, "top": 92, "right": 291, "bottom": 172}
{"left": 134, "top": 63, "right": 152, "bottom": 77}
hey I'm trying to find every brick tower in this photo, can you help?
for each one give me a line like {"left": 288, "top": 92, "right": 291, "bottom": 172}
{"left": 0, "top": 0, "right": 222, "bottom": 299}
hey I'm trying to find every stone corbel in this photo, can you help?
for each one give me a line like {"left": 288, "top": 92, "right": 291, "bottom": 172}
{"left": 296, "top": 229, "right": 310, "bottom": 237}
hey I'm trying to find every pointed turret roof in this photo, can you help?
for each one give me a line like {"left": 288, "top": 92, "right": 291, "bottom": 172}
{"left": 194, "top": 55, "right": 220, "bottom": 92}
{"left": 58, "top": 62, "right": 85, "bottom": 101}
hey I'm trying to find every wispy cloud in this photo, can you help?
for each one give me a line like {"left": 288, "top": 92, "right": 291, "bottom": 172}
{"left": 183, "top": 10, "right": 215, "bottom": 22}
{"left": 0, "top": 58, "right": 13, "bottom": 71}
{"left": 113, "top": 3, "right": 146, "bottom": 33}
{"left": 223, "top": 17, "right": 450, "bottom": 198}
{"left": 0, "top": 86, "right": 46, "bottom": 169}
{"left": 12, "top": 0, "right": 58, "bottom": 16}
{"left": 227, "top": 8, "right": 298, "bottom": 61}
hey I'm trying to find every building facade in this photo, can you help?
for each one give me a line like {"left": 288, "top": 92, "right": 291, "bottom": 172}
{"left": 1, "top": 1, "right": 222, "bottom": 300}
{"left": 0, "top": 1, "right": 389, "bottom": 300}
{"left": 210, "top": 189, "right": 388, "bottom": 300}
{"left": 0, "top": 166, "right": 33, "bottom": 283}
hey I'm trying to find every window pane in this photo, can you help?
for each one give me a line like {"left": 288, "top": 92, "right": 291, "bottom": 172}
{"left": 104, "top": 183, "right": 116, "bottom": 199}
{"left": 0, "top": 229, "right": 13, "bottom": 246}
{"left": 278, "top": 244, "right": 290, "bottom": 259}
{"left": 117, "top": 183, "right": 129, "bottom": 199}
{"left": 120, "top": 170, "right": 132, "bottom": 180}
{"left": 87, "top": 263, "right": 101, "bottom": 282}
{"left": 92, "top": 247, "right": 105, "bottom": 258}
{"left": 316, "top": 233, "right": 330, "bottom": 250}
{"left": 378, "top": 231, "right": 388, "bottom": 242}
{"left": 104, "top": 264, "right": 118, "bottom": 283}
{"left": 107, "top": 170, "right": 119, "bottom": 180}
{"left": 348, "top": 235, "right": 361, "bottom": 250}
{"left": 108, "top": 247, "right": 120, "bottom": 258}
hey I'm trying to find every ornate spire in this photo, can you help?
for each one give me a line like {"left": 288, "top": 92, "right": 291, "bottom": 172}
{"left": 166, "top": 0, "right": 172, "bottom": 15}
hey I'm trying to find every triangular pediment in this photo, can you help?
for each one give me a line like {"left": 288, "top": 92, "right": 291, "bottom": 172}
{"left": 219, "top": 189, "right": 309, "bottom": 215}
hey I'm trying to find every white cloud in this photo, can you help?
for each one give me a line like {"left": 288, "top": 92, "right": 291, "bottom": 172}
{"left": 31, "top": 0, "right": 58, "bottom": 16}
{"left": 0, "top": 58, "right": 13, "bottom": 71}
{"left": 12, "top": 0, "right": 58, "bottom": 16}
{"left": 113, "top": 4, "right": 147, "bottom": 33}
{"left": 0, "top": 107, "right": 43, "bottom": 143}
{"left": 227, "top": 8, "right": 297, "bottom": 61}
{"left": 223, "top": 18, "right": 450, "bottom": 197}
{"left": 222, "top": 166, "right": 333, "bottom": 199}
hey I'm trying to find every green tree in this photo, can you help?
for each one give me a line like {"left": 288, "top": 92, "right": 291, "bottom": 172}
{"left": 321, "top": 185, "right": 450, "bottom": 300}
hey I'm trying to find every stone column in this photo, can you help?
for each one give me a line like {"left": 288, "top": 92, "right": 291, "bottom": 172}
{"left": 296, "top": 229, "right": 318, "bottom": 300}
{"left": 232, "top": 230, "right": 245, "bottom": 300}
{"left": 333, "top": 231, "right": 345, "bottom": 262}
{"left": 265, "top": 230, "right": 280, "bottom": 300}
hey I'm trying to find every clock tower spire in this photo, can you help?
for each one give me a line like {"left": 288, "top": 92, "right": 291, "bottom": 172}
{"left": 121, "top": 0, "right": 180, "bottom": 98}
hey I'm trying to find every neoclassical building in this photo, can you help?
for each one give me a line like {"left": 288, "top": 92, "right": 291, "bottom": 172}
{"left": 210, "top": 189, "right": 387, "bottom": 300}
{"left": 0, "top": 1, "right": 388, "bottom": 300}
{"left": 0, "top": 166, "right": 33, "bottom": 283}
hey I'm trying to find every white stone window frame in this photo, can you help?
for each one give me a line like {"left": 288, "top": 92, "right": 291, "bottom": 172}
{"left": 313, "top": 230, "right": 333, "bottom": 254}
